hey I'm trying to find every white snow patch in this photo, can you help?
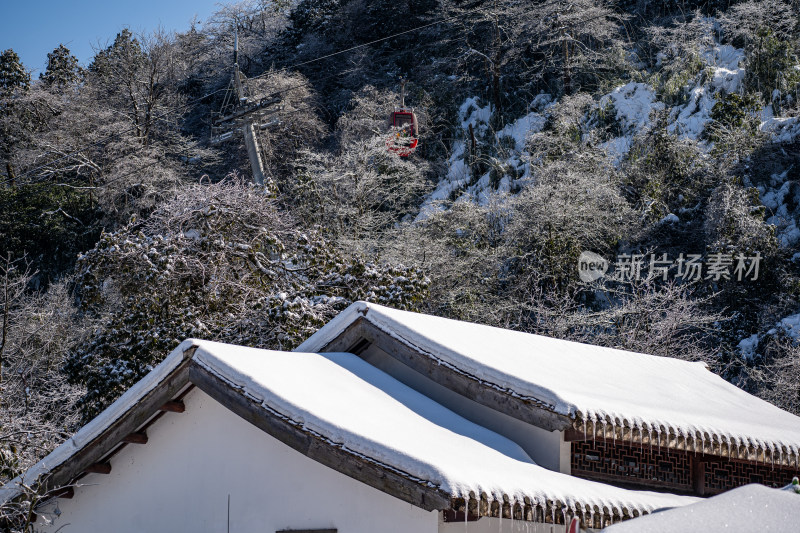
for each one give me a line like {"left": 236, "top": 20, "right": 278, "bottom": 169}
{"left": 761, "top": 116, "right": 800, "bottom": 143}
{"left": 597, "top": 82, "right": 663, "bottom": 162}
{"left": 738, "top": 334, "right": 760, "bottom": 361}
{"left": 604, "top": 484, "right": 800, "bottom": 533}
{"left": 777, "top": 312, "right": 800, "bottom": 342}
{"left": 762, "top": 171, "right": 800, "bottom": 246}
{"left": 600, "top": 136, "right": 632, "bottom": 166}
{"left": 703, "top": 44, "right": 746, "bottom": 94}
{"left": 737, "top": 310, "right": 800, "bottom": 360}
{"left": 498, "top": 110, "right": 546, "bottom": 152}
{"left": 417, "top": 96, "right": 548, "bottom": 220}
{"left": 459, "top": 96, "right": 492, "bottom": 134}
{"left": 668, "top": 86, "right": 716, "bottom": 140}
{"left": 601, "top": 82, "right": 664, "bottom": 134}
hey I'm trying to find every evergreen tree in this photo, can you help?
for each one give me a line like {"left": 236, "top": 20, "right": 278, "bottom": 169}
{"left": 40, "top": 44, "right": 82, "bottom": 89}
{"left": 89, "top": 28, "right": 144, "bottom": 78}
{"left": 0, "top": 49, "right": 30, "bottom": 186}
{"left": 0, "top": 49, "right": 29, "bottom": 97}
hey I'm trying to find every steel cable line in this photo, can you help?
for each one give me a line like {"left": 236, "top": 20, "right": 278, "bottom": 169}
{"left": 1, "top": 11, "right": 480, "bottom": 188}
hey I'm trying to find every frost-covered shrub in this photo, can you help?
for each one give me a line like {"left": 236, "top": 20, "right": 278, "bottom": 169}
{"left": 709, "top": 93, "right": 761, "bottom": 131}
{"left": 0, "top": 265, "right": 85, "bottom": 490}
{"left": 704, "top": 181, "right": 776, "bottom": 256}
{"left": 527, "top": 94, "right": 593, "bottom": 163}
{"left": 702, "top": 181, "right": 788, "bottom": 331}
{"left": 287, "top": 0, "right": 342, "bottom": 39}
{"left": 644, "top": 12, "right": 711, "bottom": 106}
{"left": 504, "top": 152, "right": 632, "bottom": 293}
{"left": 741, "top": 335, "right": 800, "bottom": 416}
{"left": 742, "top": 29, "right": 800, "bottom": 106}
{"left": 288, "top": 86, "right": 433, "bottom": 246}
{"left": 66, "top": 178, "right": 429, "bottom": 419}
{"left": 623, "top": 120, "right": 713, "bottom": 221}
{"left": 589, "top": 100, "right": 625, "bottom": 141}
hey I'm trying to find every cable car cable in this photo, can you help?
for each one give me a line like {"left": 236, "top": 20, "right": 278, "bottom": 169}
{"left": 1, "top": 1, "right": 613, "bottom": 187}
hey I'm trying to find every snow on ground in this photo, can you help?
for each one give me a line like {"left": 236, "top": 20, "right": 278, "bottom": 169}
{"left": 761, "top": 116, "right": 800, "bottom": 143}
{"left": 776, "top": 313, "right": 800, "bottom": 341}
{"left": 602, "top": 82, "right": 664, "bottom": 133}
{"left": 737, "top": 334, "right": 760, "bottom": 361}
{"left": 604, "top": 484, "right": 800, "bottom": 533}
{"left": 303, "top": 302, "right": 800, "bottom": 467}
{"left": 759, "top": 171, "right": 800, "bottom": 247}
{"left": 595, "top": 45, "right": 744, "bottom": 159}
{"left": 421, "top": 33, "right": 800, "bottom": 217}
{"left": 667, "top": 44, "right": 745, "bottom": 141}
{"left": 599, "top": 82, "right": 664, "bottom": 162}
{"left": 594, "top": 44, "right": 744, "bottom": 161}
{"left": 416, "top": 95, "right": 549, "bottom": 220}
{"left": 738, "top": 309, "right": 800, "bottom": 360}
{"left": 703, "top": 44, "right": 746, "bottom": 94}
{"left": 667, "top": 85, "right": 716, "bottom": 140}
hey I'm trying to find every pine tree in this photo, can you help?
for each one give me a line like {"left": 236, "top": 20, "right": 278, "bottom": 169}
{"left": 40, "top": 44, "right": 82, "bottom": 89}
{"left": 0, "top": 49, "right": 29, "bottom": 98}
{"left": 89, "top": 28, "right": 145, "bottom": 79}
{"left": 0, "top": 49, "right": 30, "bottom": 185}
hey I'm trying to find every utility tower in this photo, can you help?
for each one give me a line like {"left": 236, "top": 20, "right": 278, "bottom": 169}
{"left": 211, "top": 30, "right": 281, "bottom": 186}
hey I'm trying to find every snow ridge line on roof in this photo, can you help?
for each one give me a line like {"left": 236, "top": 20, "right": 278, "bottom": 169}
{"left": 362, "top": 316, "right": 558, "bottom": 412}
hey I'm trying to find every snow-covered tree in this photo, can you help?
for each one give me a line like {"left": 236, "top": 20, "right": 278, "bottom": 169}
{"left": 40, "top": 44, "right": 82, "bottom": 89}
{"left": 0, "top": 49, "right": 30, "bottom": 185}
{"left": 65, "top": 178, "right": 429, "bottom": 419}
{"left": 289, "top": 86, "right": 432, "bottom": 249}
{"left": 0, "top": 50, "right": 29, "bottom": 98}
{"left": 0, "top": 257, "right": 85, "bottom": 487}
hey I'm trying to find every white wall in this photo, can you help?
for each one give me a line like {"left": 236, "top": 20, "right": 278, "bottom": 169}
{"left": 36, "top": 388, "right": 439, "bottom": 533}
{"left": 359, "top": 345, "right": 567, "bottom": 472}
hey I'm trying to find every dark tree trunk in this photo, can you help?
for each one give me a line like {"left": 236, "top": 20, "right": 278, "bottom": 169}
{"left": 5, "top": 161, "right": 15, "bottom": 187}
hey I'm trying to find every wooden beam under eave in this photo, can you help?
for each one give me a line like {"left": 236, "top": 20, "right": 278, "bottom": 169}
{"left": 159, "top": 400, "right": 185, "bottom": 413}
{"left": 84, "top": 462, "right": 112, "bottom": 475}
{"left": 41, "top": 352, "right": 196, "bottom": 495}
{"left": 122, "top": 432, "right": 148, "bottom": 444}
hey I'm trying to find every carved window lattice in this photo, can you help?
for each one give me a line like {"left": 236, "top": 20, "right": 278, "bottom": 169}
{"left": 703, "top": 457, "right": 797, "bottom": 494}
{"left": 571, "top": 439, "right": 799, "bottom": 494}
{"left": 571, "top": 439, "right": 692, "bottom": 490}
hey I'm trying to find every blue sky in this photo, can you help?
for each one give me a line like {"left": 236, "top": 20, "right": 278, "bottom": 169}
{"left": 0, "top": 1, "right": 228, "bottom": 75}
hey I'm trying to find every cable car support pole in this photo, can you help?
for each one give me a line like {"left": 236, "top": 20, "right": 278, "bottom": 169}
{"left": 234, "top": 30, "right": 267, "bottom": 186}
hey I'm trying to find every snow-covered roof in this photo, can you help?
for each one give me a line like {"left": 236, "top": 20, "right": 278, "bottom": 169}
{"left": 298, "top": 302, "right": 800, "bottom": 468}
{"left": 1, "top": 339, "right": 695, "bottom": 523}
{"left": 603, "top": 484, "right": 800, "bottom": 532}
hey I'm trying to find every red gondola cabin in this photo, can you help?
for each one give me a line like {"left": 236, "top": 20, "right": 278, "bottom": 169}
{"left": 387, "top": 109, "right": 419, "bottom": 156}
